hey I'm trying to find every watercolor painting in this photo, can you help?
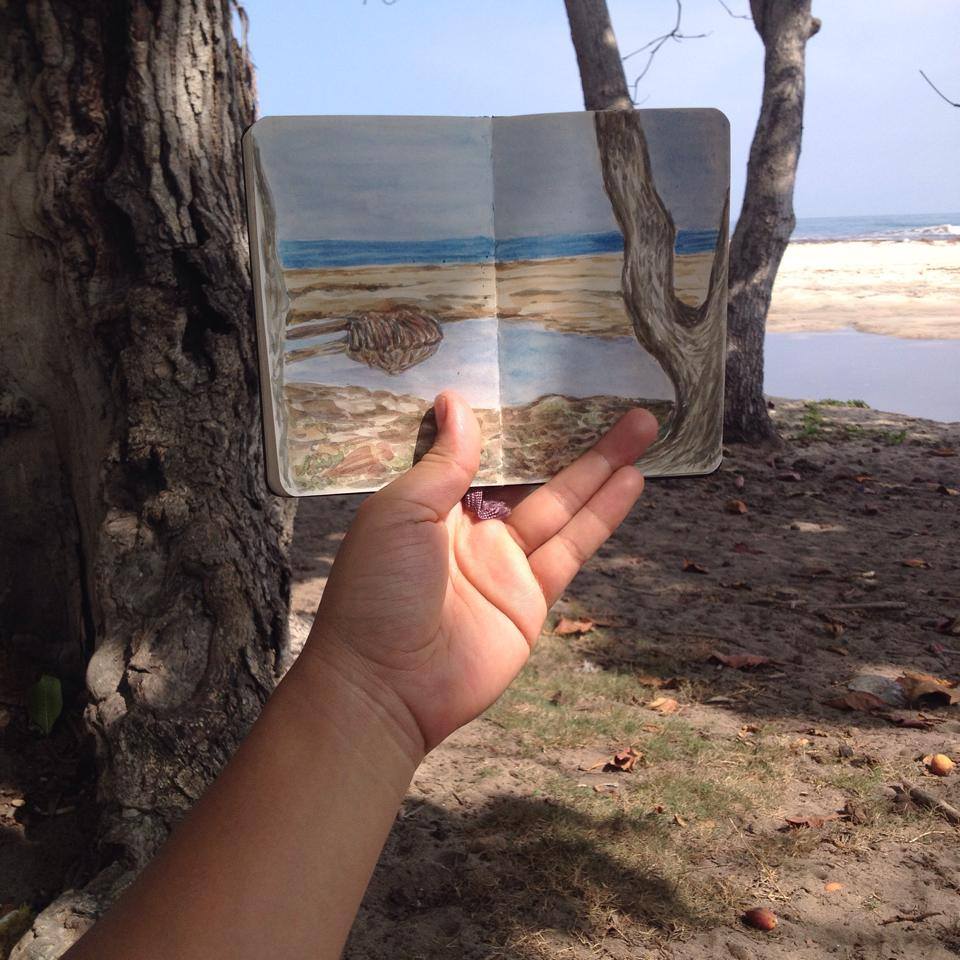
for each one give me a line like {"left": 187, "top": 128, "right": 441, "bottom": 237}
{"left": 243, "top": 110, "right": 729, "bottom": 496}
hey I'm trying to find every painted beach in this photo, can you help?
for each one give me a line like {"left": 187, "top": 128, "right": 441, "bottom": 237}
{"left": 278, "top": 244, "right": 718, "bottom": 489}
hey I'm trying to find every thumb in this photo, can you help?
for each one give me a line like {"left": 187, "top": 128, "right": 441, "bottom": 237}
{"left": 377, "top": 390, "right": 481, "bottom": 519}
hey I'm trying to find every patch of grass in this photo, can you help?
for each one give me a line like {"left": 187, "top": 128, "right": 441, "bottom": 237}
{"left": 798, "top": 402, "right": 826, "bottom": 439}
{"left": 819, "top": 398, "right": 869, "bottom": 408}
{"left": 876, "top": 428, "right": 907, "bottom": 446}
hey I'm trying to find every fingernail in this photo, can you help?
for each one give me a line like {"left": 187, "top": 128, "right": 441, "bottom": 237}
{"left": 434, "top": 394, "right": 448, "bottom": 431}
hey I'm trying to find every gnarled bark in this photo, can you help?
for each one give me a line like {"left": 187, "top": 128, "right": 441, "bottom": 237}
{"left": 0, "top": 2, "right": 292, "bottom": 955}
{"left": 724, "top": 0, "right": 820, "bottom": 442}
{"left": 593, "top": 111, "right": 728, "bottom": 473}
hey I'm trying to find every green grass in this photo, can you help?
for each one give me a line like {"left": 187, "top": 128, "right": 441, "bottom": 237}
{"left": 819, "top": 398, "right": 870, "bottom": 408}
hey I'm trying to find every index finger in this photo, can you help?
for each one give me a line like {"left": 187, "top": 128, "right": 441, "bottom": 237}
{"left": 505, "top": 408, "right": 659, "bottom": 555}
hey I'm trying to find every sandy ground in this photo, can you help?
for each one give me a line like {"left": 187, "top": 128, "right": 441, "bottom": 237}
{"left": 286, "top": 400, "right": 960, "bottom": 960}
{"left": 767, "top": 241, "right": 960, "bottom": 339}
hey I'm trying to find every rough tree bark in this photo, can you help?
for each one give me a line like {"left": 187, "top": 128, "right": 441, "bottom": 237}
{"left": 564, "top": 0, "right": 819, "bottom": 445}
{"left": 0, "top": 2, "right": 292, "bottom": 956}
{"left": 566, "top": 0, "right": 729, "bottom": 471}
{"left": 725, "top": 0, "right": 820, "bottom": 442}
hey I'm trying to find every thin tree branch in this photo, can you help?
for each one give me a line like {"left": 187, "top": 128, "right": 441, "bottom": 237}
{"left": 622, "top": 0, "right": 709, "bottom": 104}
{"left": 716, "top": 0, "right": 751, "bottom": 19}
{"left": 919, "top": 69, "right": 960, "bottom": 108}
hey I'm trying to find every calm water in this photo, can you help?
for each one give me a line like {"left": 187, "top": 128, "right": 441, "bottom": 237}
{"left": 284, "top": 317, "right": 673, "bottom": 408}
{"left": 765, "top": 330, "right": 960, "bottom": 422}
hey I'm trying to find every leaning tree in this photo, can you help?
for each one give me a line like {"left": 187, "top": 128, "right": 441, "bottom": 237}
{"left": 565, "top": 0, "right": 820, "bottom": 444}
{"left": 1, "top": 2, "right": 291, "bottom": 955}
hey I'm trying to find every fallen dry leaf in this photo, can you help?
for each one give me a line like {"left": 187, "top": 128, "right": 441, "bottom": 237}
{"left": 732, "top": 541, "right": 765, "bottom": 555}
{"left": 742, "top": 907, "right": 777, "bottom": 931}
{"left": 824, "top": 691, "right": 888, "bottom": 713}
{"left": 710, "top": 651, "right": 771, "bottom": 670}
{"left": 901, "top": 558, "right": 930, "bottom": 569}
{"left": 930, "top": 446, "right": 956, "bottom": 457}
{"left": 778, "top": 471, "right": 803, "bottom": 482}
{"left": 548, "top": 690, "right": 563, "bottom": 706}
{"left": 734, "top": 475, "right": 745, "bottom": 490}
{"left": 725, "top": 499, "right": 749, "bottom": 515}
{"left": 721, "top": 580, "right": 753, "bottom": 590}
{"left": 554, "top": 617, "right": 595, "bottom": 636}
{"left": 896, "top": 672, "right": 960, "bottom": 708}
{"left": 783, "top": 812, "right": 840, "bottom": 829}
{"left": 648, "top": 696, "right": 680, "bottom": 715}
{"left": 593, "top": 783, "right": 619, "bottom": 794}
{"left": 681, "top": 559, "right": 709, "bottom": 574}
{"left": 635, "top": 674, "right": 680, "bottom": 690}
{"left": 885, "top": 713, "right": 938, "bottom": 729}
{"left": 587, "top": 747, "right": 643, "bottom": 774}
{"left": 824, "top": 882, "right": 844, "bottom": 893}
{"left": 937, "top": 484, "right": 960, "bottom": 496}
{"left": 673, "top": 813, "right": 687, "bottom": 826}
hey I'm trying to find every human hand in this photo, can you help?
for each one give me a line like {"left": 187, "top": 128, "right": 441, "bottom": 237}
{"left": 299, "top": 390, "right": 658, "bottom": 757}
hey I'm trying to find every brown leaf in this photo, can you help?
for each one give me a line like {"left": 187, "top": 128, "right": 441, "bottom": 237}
{"left": 937, "top": 484, "right": 960, "bottom": 496}
{"left": 896, "top": 672, "right": 959, "bottom": 707}
{"left": 884, "top": 713, "right": 937, "bottom": 729}
{"left": 824, "top": 691, "right": 888, "bottom": 713}
{"left": 822, "top": 619, "right": 846, "bottom": 638}
{"left": 742, "top": 907, "right": 777, "bottom": 931}
{"left": 710, "top": 651, "right": 771, "bottom": 670}
{"left": 725, "top": 499, "right": 749, "bottom": 515}
{"left": 635, "top": 674, "right": 679, "bottom": 690}
{"left": 734, "top": 475, "right": 745, "bottom": 490}
{"left": 681, "top": 559, "right": 709, "bottom": 574}
{"left": 901, "top": 558, "right": 930, "bottom": 569}
{"left": 721, "top": 580, "right": 753, "bottom": 590}
{"left": 732, "top": 541, "right": 765, "bottom": 555}
{"left": 648, "top": 696, "right": 680, "bottom": 715}
{"left": 930, "top": 446, "right": 957, "bottom": 457}
{"left": 548, "top": 690, "right": 563, "bottom": 706}
{"left": 853, "top": 473, "right": 873, "bottom": 483}
{"left": 673, "top": 813, "right": 687, "bottom": 826}
{"left": 778, "top": 471, "right": 803, "bottom": 482}
{"left": 554, "top": 617, "right": 595, "bottom": 636}
{"left": 596, "top": 747, "right": 643, "bottom": 773}
{"left": 783, "top": 812, "right": 840, "bottom": 829}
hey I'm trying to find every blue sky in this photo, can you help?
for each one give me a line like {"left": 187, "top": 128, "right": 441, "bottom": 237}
{"left": 241, "top": 0, "right": 959, "bottom": 221}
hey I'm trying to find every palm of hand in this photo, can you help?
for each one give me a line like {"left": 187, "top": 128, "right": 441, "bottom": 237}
{"left": 308, "top": 395, "right": 656, "bottom": 754}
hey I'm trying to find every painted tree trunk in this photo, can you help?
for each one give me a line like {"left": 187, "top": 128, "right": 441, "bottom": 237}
{"left": 593, "top": 111, "right": 729, "bottom": 474}
{"left": 0, "top": 2, "right": 292, "bottom": 955}
{"left": 724, "top": 0, "right": 820, "bottom": 442}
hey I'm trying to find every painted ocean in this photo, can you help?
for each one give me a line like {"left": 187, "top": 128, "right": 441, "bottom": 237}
{"left": 278, "top": 229, "right": 719, "bottom": 269}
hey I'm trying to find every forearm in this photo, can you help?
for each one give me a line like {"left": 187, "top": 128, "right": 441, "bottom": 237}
{"left": 66, "top": 640, "right": 424, "bottom": 960}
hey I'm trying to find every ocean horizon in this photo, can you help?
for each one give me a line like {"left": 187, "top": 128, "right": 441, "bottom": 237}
{"left": 278, "top": 229, "right": 718, "bottom": 269}
{"left": 278, "top": 213, "right": 960, "bottom": 269}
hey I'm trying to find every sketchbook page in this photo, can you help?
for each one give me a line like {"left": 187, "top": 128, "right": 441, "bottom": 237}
{"left": 492, "top": 109, "right": 729, "bottom": 482}
{"left": 244, "top": 116, "right": 503, "bottom": 496}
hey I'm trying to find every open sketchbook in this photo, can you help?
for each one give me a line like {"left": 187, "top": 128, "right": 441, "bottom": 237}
{"left": 243, "top": 110, "right": 729, "bottom": 497}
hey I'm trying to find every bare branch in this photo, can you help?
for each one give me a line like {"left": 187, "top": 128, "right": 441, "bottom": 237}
{"left": 919, "top": 69, "right": 960, "bottom": 108}
{"left": 716, "top": 0, "right": 751, "bottom": 19}
{"left": 622, "top": 0, "right": 709, "bottom": 103}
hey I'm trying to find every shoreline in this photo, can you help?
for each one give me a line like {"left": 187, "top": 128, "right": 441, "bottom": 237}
{"left": 281, "top": 238, "right": 960, "bottom": 341}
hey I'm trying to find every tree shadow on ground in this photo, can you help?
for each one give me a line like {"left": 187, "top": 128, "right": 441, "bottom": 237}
{"left": 345, "top": 795, "right": 718, "bottom": 960}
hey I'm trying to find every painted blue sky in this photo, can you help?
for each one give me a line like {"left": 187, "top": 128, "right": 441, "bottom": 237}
{"left": 240, "top": 0, "right": 959, "bottom": 220}
{"left": 249, "top": 109, "right": 727, "bottom": 242}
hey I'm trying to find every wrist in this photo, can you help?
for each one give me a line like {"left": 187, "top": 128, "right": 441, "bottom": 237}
{"left": 277, "top": 625, "right": 427, "bottom": 778}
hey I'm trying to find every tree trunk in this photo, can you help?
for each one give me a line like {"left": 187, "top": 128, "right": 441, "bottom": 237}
{"left": 566, "top": 1, "right": 729, "bottom": 472}
{"left": 564, "top": 0, "right": 818, "bottom": 446}
{"left": 724, "top": 0, "right": 820, "bottom": 442}
{"left": 0, "top": 2, "right": 292, "bottom": 955}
